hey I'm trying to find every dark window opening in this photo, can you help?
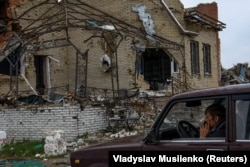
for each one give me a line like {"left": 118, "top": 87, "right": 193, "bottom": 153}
{"left": 190, "top": 41, "right": 200, "bottom": 74}
{"left": 0, "top": 1, "right": 8, "bottom": 34}
{"left": 34, "top": 56, "right": 46, "bottom": 95}
{"left": 203, "top": 44, "right": 211, "bottom": 74}
{"left": 172, "top": 58, "right": 179, "bottom": 73}
{"left": 0, "top": 0, "right": 7, "bottom": 17}
{"left": 0, "top": 46, "right": 22, "bottom": 76}
{"left": 142, "top": 48, "right": 171, "bottom": 90}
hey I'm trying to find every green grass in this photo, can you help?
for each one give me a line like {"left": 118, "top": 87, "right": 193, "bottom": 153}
{"left": 0, "top": 140, "right": 45, "bottom": 159}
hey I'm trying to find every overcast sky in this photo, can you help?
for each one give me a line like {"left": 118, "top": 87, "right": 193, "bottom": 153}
{"left": 181, "top": 0, "right": 250, "bottom": 69}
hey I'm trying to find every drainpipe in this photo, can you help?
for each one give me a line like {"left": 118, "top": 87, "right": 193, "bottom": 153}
{"left": 160, "top": 0, "right": 198, "bottom": 36}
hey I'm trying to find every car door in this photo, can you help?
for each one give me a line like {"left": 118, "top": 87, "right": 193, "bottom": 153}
{"left": 142, "top": 97, "right": 229, "bottom": 151}
{"left": 229, "top": 94, "right": 250, "bottom": 151}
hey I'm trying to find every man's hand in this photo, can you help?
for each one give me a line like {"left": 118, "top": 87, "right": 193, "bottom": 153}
{"left": 200, "top": 122, "right": 209, "bottom": 138}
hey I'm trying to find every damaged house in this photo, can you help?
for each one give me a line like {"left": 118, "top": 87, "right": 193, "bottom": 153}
{"left": 0, "top": 0, "right": 226, "bottom": 141}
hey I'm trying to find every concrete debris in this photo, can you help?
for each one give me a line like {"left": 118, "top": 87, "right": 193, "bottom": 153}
{"left": 44, "top": 130, "right": 67, "bottom": 156}
{"left": 47, "top": 90, "right": 65, "bottom": 104}
{"left": 221, "top": 63, "right": 250, "bottom": 85}
{"left": 69, "top": 128, "right": 142, "bottom": 152}
{"left": 0, "top": 131, "right": 7, "bottom": 148}
{"left": 110, "top": 129, "right": 138, "bottom": 139}
{"left": 140, "top": 90, "right": 167, "bottom": 97}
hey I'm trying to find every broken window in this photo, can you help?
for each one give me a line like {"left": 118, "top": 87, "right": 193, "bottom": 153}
{"left": 190, "top": 41, "right": 200, "bottom": 74}
{"left": 34, "top": 55, "right": 60, "bottom": 95}
{"left": 0, "top": 45, "right": 22, "bottom": 76}
{"left": 34, "top": 56, "right": 47, "bottom": 95}
{"left": 142, "top": 48, "right": 171, "bottom": 90}
{"left": 203, "top": 44, "right": 211, "bottom": 74}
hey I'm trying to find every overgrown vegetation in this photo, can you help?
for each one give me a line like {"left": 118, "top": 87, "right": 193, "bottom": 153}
{"left": 0, "top": 140, "right": 44, "bottom": 159}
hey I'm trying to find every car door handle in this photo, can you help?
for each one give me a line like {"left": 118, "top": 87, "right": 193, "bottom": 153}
{"left": 206, "top": 149, "right": 224, "bottom": 151}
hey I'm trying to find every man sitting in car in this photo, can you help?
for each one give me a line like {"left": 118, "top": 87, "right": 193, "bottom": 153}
{"left": 200, "top": 104, "right": 226, "bottom": 138}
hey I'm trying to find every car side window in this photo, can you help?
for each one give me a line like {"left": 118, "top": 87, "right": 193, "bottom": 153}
{"left": 158, "top": 98, "right": 226, "bottom": 140}
{"left": 160, "top": 101, "right": 205, "bottom": 131}
{"left": 236, "top": 100, "right": 250, "bottom": 140}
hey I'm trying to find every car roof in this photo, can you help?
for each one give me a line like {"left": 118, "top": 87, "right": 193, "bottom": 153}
{"left": 170, "top": 84, "right": 250, "bottom": 101}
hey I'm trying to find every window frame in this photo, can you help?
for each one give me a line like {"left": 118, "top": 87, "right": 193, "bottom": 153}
{"left": 190, "top": 41, "right": 200, "bottom": 74}
{"left": 156, "top": 96, "right": 228, "bottom": 142}
{"left": 203, "top": 43, "right": 212, "bottom": 75}
{"left": 233, "top": 94, "right": 250, "bottom": 141}
{"left": 171, "top": 58, "right": 179, "bottom": 74}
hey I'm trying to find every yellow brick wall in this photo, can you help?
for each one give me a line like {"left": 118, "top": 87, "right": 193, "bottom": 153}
{"left": 0, "top": 0, "right": 220, "bottom": 96}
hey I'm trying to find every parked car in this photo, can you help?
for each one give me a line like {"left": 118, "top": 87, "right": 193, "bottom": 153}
{"left": 70, "top": 84, "right": 250, "bottom": 167}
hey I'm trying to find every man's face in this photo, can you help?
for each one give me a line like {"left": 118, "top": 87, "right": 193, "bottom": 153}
{"left": 204, "top": 111, "right": 219, "bottom": 129}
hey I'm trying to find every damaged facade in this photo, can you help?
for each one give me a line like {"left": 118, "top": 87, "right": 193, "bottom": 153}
{"left": 0, "top": 0, "right": 226, "bottom": 141}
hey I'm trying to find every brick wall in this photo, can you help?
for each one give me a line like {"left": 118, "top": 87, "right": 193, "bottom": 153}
{"left": 196, "top": 2, "right": 218, "bottom": 20}
{"left": 0, "top": 0, "right": 222, "bottom": 96}
{"left": 0, "top": 105, "right": 109, "bottom": 142}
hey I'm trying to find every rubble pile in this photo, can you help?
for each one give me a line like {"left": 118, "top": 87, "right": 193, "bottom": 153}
{"left": 221, "top": 63, "right": 250, "bottom": 85}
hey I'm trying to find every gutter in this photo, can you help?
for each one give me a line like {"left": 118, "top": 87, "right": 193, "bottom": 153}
{"left": 160, "top": 0, "right": 198, "bottom": 36}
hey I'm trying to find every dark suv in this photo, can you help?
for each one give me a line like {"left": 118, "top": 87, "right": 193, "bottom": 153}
{"left": 70, "top": 84, "right": 250, "bottom": 166}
